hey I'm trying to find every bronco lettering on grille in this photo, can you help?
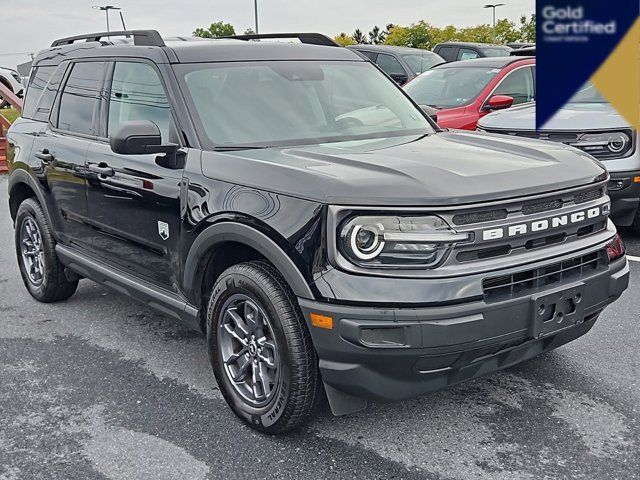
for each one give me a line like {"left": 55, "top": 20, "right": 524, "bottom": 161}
{"left": 481, "top": 205, "right": 608, "bottom": 241}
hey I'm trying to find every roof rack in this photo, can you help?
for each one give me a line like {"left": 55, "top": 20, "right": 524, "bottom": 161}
{"left": 222, "top": 33, "right": 339, "bottom": 47}
{"left": 51, "top": 30, "right": 165, "bottom": 48}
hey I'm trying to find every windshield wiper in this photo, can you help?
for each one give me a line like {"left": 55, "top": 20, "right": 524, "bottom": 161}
{"left": 213, "top": 145, "right": 272, "bottom": 152}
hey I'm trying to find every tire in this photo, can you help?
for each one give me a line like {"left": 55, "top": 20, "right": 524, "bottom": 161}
{"left": 14, "top": 198, "right": 79, "bottom": 302}
{"left": 206, "top": 261, "right": 321, "bottom": 434}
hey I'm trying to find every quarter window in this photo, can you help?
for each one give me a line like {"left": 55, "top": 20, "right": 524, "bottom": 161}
{"left": 108, "top": 62, "right": 171, "bottom": 141}
{"left": 21, "top": 66, "right": 55, "bottom": 120}
{"left": 57, "top": 62, "right": 107, "bottom": 135}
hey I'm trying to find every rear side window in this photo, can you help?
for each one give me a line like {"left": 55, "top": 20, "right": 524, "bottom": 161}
{"left": 56, "top": 62, "right": 107, "bottom": 136}
{"left": 33, "top": 64, "right": 67, "bottom": 122}
{"left": 494, "top": 67, "right": 535, "bottom": 105}
{"left": 107, "top": 62, "right": 171, "bottom": 141}
{"left": 21, "top": 66, "right": 55, "bottom": 119}
{"left": 436, "top": 46, "right": 456, "bottom": 62}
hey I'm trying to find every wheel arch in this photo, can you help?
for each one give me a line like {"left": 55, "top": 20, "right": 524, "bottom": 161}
{"left": 8, "top": 171, "right": 47, "bottom": 223}
{"left": 184, "top": 222, "right": 315, "bottom": 307}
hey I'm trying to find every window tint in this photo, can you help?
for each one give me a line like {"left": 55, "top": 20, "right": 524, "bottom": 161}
{"left": 57, "top": 62, "right": 107, "bottom": 135}
{"left": 357, "top": 50, "right": 377, "bottom": 61}
{"left": 33, "top": 64, "right": 67, "bottom": 122}
{"left": 458, "top": 48, "right": 479, "bottom": 61}
{"left": 436, "top": 46, "right": 456, "bottom": 62}
{"left": 493, "top": 67, "right": 535, "bottom": 105}
{"left": 21, "top": 66, "right": 55, "bottom": 119}
{"left": 108, "top": 62, "right": 171, "bottom": 141}
{"left": 375, "top": 53, "right": 406, "bottom": 77}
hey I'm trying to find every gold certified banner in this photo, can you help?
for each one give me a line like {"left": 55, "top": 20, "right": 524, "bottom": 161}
{"left": 591, "top": 18, "right": 640, "bottom": 129}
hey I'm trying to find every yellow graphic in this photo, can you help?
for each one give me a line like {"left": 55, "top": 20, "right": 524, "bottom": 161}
{"left": 591, "top": 17, "right": 640, "bottom": 130}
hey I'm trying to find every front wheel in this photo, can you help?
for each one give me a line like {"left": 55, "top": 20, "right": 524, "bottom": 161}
{"left": 14, "top": 198, "right": 78, "bottom": 302}
{"left": 207, "top": 261, "right": 321, "bottom": 434}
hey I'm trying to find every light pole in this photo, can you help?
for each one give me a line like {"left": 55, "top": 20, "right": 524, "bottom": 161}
{"left": 93, "top": 5, "right": 121, "bottom": 32}
{"left": 254, "top": 0, "right": 259, "bottom": 34}
{"left": 484, "top": 3, "right": 505, "bottom": 43}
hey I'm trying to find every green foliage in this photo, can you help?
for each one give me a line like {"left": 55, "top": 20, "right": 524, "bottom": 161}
{"left": 193, "top": 21, "right": 236, "bottom": 38}
{"left": 0, "top": 108, "right": 19, "bottom": 124}
{"left": 368, "top": 26, "right": 386, "bottom": 45}
{"left": 353, "top": 28, "right": 367, "bottom": 44}
{"left": 334, "top": 33, "right": 357, "bottom": 46}
{"left": 519, "top": 14, "right": 536, "bottom": 43}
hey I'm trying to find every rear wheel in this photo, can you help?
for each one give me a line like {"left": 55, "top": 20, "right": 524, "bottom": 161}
{"left": 207, "top": 261, "right": 320, "bottom": 434}
{"left": 14, "top": 198, "right": 78, "bottom": 302}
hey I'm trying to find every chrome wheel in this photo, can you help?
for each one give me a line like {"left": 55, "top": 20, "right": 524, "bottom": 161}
{"left": 20, "top": 217, "right": 45, "bottom": 286}
{"left": 219, "top": 294, "right": 280, "bottom": 407}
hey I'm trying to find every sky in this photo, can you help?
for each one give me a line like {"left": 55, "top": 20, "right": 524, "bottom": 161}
{"left": 0, "top": 0, "right": 534, "bottom": 70}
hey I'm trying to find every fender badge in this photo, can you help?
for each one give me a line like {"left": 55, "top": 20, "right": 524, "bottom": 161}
{"left": 158, "top": 221, "right": 170, "bottom": 241}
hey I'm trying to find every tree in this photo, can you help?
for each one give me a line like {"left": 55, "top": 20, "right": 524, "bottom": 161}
{"left": 243, "top": 28, "right": 256, "bottom": 35}
{"left": 353, "top": 28, "right": 367, "bottom": 44}
{"left": 385, "top": 21, "right": 432, "bottom": 49}
{"left": 368, "top": 25, "right": 386, "bottom": 45}
{"left": 334, "top": 33, "right": 357, "bottom": 46}
{"left": 519, "top": 14, "right": 536, "bottom": 43}
{"left": 194, "top": 21, "right": 236, "bottom": 38}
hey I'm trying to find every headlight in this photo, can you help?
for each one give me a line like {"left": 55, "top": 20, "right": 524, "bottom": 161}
{"left": 338, "top": 215, "right": 470, "bottom": 269}
{"left": 570, "top": 130, "right": 634, "bottom": 159}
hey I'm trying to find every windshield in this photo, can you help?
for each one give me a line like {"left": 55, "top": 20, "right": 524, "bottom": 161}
{"left": 481, "top": 47, "right": 512, "bottom": 57}
{"left": 402, "top": 53, "right": 444, "bottom": 75}
{"left": 404, "top": 67, "right": 499, "bottom": 108}
{"left": 176, "top": 61, "right": 433, "bottom": 149}
{"left": 569, "top": 82, "right": 607, "bottom": 103}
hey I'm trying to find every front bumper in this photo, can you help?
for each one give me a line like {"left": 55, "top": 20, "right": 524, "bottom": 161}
{"left": 608, "top": 171, "right": 640, "bottom": 226}
{"left": 299, "top": 254, "right": 629, "bottom": 403}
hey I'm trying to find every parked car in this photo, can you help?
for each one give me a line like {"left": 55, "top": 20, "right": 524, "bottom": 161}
{"left": 404, "top": 56, "right": 535, "bottom": 130}
{"left": 433, "top": 42, "right": 511, "bottom": 62}
{"left": 8, "top": 30, "right": 628, "bottom": 434}
{"left": 478, "top": 83, "right": 640, "bottom": 231}
{"left": 348, "top": 45, "right": 443, "bottom": 85}
{"left": 0, "top": 66, "right": 24, "bottom": 108}
{"left": 506, "top": 42, "right": 535, "bottom": 50}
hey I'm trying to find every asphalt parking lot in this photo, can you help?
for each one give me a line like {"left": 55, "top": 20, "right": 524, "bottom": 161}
{"left": 0, "top": 174, "right": 639, "bottom": 480}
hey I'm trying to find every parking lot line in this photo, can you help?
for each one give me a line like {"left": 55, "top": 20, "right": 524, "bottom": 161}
{"left": 627, "top": 255, "right": 640, "bottom": 262}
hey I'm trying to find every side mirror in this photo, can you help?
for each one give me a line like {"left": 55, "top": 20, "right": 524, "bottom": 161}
{"left": 390, "top": 73, "right": 409, "bottom": 85}
{"left": 110, "top": 120, "right": 178, "bottom": 155}
{"left": 485, "top": 95, "right": 514, "bottom": 111}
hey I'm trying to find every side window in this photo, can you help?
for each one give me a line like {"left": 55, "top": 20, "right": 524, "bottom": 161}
{"left": 108, "top": 62, "right": 171, "bottom": 142}
{"left": 57, "top": 62, "right": 107, "bottom": 135}
{"left": 458, "top": 48, "right": 479, "bottom": 61}
{"left": 436, "top": 46, "right": 456, "bottom": 62}
{"left": 357, "top": 50, "right": 377, "bottom": 61}
{"left": 375, "top": 53, "right": 406, "bottom": 77}
{"left": 494, "top": 67, "right": 535, "bottom": 105}
{"left": 21, "top": 66, "right": 55, "bottom": 119}
{"left": 33, "top": 64, "right": 67, "bottom": 122}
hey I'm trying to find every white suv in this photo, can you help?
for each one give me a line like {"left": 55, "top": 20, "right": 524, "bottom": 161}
{"left": 0, "top": 66, "right": 25, "bottom": 108}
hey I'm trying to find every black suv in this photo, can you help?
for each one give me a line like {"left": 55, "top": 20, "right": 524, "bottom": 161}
{"left": 7, "top": 30, "right": 629, "bottom": 433}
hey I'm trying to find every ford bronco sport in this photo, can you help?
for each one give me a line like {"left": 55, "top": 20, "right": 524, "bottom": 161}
{"left": 6, "top": 30, "right": 629, "bottom": 433}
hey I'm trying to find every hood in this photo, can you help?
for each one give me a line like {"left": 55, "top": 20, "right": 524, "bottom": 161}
{"left": 200, "top": 131, "right": 606, "bottom": 206}
{"left": 479, "top": 102, "right": 630, "bottom": 131}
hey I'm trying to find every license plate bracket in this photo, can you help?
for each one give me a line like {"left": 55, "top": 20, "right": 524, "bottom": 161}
{"left": 529, "top": 283, "right": 586, "bottom": 338}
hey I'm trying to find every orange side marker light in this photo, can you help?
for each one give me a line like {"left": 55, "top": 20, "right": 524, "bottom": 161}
{"left": 310, "top": 313, "right": 333, "bottom": 330}
{"left": 633, "top": 176, "right": 640, "bottom": 183}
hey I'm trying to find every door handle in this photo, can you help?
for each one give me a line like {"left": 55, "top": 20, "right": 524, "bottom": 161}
{"left": 35, "top": 149, "right": 54, "bottom": 163}
{"left": 87, "top": 162, "right": 115, "bottom": 177}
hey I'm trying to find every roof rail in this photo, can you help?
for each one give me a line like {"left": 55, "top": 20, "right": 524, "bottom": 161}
{"left": 222, "top": 33, "right": 339, "bottom": 47}
{"left": 51, "top": 30, "right": 165, "bottom": 48}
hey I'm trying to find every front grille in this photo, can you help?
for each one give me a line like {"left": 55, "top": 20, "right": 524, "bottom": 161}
{"left": 482, "top": 251, "right": 603, "bottom": 301}
{"left": 574, "top": 188, "right": 603, "bottom": 204}
{"left": 522, "top": 198, "right": 563, "bottom": 215}
{"left": 452, "top": 209, "right": 507, "bottom": 226}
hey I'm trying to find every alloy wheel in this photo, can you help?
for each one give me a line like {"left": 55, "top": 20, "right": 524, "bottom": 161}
{"left": 219, "top": 294, "right": 280, "bottom": 407}
{"left": 20, "top": 217, "right": 45, "bottom": 286}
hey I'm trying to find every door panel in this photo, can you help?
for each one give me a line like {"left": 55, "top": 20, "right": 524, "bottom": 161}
{"left": 84, "top": 60, "right": 184, "bottom": 289}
